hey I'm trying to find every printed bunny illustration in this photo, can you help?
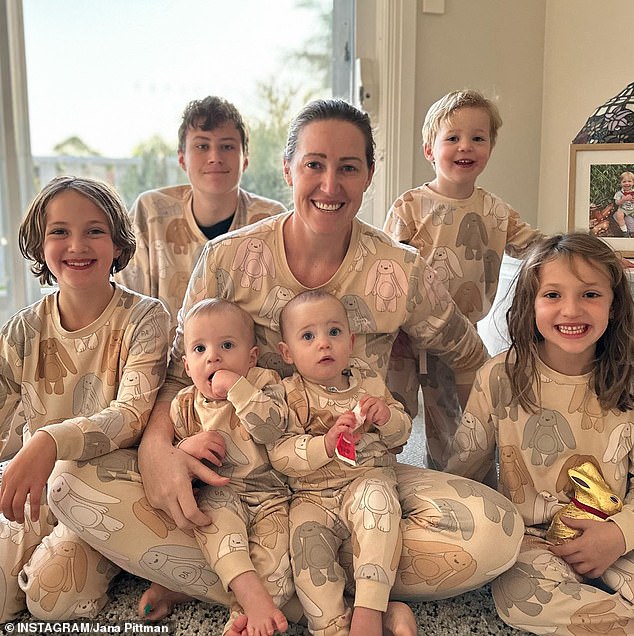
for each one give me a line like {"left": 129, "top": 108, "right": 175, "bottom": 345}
{"left": 430, "top": 246, "right": 463, "bottom": 283}
{"left": 231, "top": 237, "right": 275, "bottom": 290}
{"left": 364, "top": 259, "right": 409, "bottom": 312}
{"left": 36, "top": 338, "right": 77, "bottom": 395}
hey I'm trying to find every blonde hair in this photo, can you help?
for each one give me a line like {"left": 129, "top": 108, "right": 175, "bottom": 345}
{"left": 506, "top": 232, "right": 634, "bottom": 413}
{"left": 621, "top": 171, "right": 634, "bottom": 182}
{"left": 19, "top": 175, "right": 135, "bottom": 286}
{"left": 184, "top": 298, "right": 256, "bottom": 346}
{"left": 422, "top": 89, "right": 502, "bottom": 149}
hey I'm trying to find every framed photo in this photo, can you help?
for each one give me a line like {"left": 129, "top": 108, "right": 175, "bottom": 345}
{"left": 568, "top": 142, "right": 634, "bottom": 256}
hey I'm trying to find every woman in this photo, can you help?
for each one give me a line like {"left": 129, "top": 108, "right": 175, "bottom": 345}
{"left": 47, "top": 100, "right": 523, "bottom": 634}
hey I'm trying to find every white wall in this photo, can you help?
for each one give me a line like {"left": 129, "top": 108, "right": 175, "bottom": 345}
{"left": 412, "top": 0, "right": 634, "bottom": 233}
{"left": 538, "top": 0, "right": 634, "bottom": 233}
{"left": 414, "top": 0, "right": 546, "bottom": 226}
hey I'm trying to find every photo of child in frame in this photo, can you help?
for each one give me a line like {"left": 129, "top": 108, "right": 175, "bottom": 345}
{"left": 589, "top": 163, "right": 634, "bottom": 238}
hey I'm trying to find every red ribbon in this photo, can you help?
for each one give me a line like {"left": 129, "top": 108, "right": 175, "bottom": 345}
{"left": 570, "top": 497, "right": 610, "bottom": 520}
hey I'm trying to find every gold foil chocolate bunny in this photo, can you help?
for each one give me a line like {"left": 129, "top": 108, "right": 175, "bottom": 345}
{"left": 546, "top": 462, "right": 623, "bottom": 545}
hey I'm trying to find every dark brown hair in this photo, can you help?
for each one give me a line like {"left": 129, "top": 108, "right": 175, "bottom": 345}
{"left": 177, "top": 96, "right": 248, "bottom": 154}
{"left": 284, "top": 99, "right": 375, "bottom": 168}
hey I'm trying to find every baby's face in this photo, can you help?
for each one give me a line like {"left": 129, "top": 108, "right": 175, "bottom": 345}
{"left": 622, "top": 177, "right": 634, "bottom": 192}
{"left": 279, "top": 297, "right": 354, "bottom": 390}
{"left": 183, "top": 309, "right": 256, "bottom": 398}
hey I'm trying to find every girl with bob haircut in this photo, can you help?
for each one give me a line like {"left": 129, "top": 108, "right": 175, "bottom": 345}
{"left": 447, "top": 232, "right": 634, "bottom": 633}
{"left": 0, "top": 175, "right": 169, "bottom": 622}
{"left": 19, "top": 175, "right": 136, "bottom": 286}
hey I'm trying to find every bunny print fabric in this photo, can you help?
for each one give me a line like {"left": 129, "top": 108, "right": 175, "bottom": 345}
{"left": 446, "top": 353, "right": 634, "bottom": 634}
{"left": 0, "top": 285, "right": 169, "bottom": 621}
{"left": 383, "top": 185, "right": 542, "bottom": 470}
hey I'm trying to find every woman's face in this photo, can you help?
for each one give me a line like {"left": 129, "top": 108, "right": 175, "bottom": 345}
{"left": 283, "top": 119, "right": 374, "bottom": 237}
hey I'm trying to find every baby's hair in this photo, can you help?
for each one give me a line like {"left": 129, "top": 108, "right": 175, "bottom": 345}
{"left": 506, "top": 232, "right": 634, "bottom": 413}
{"left": 177, "top": 96, "right": 248, "bottom": 155}
{"left": 422, "top": 89, "right": 503, "bottom": 149}
{"left": 621, "top": 171, "right": 634, "bottom": 182}
{"left": 19, "top": 175, "right": 135, "bottom": 287}
{"left": 184, "top": 298, "right": 256, "bottom": 347}
{"left": 278, "top": 290, "right": 350, "bottom": 340}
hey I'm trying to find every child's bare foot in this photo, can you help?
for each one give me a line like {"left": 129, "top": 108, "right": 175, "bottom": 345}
{"left": 230, "top": 571, "right": 288, "bottom": 636}
{"left": 349, "top": 606, "right": 382, "bottom": 636}
{"left": 138, "top": 582, "right": 193, "bottom": 620}
{"left": 383, "top": 601, "right": 417, "bottom": 636}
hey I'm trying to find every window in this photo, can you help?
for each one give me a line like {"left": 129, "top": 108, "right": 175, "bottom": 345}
{"left": 1, "top": 0, "right": 342, "bottom": 322}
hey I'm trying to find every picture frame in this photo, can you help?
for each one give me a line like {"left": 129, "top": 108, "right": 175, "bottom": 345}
{"left": 568, "top": 142, "right": 634, "bottom": 256}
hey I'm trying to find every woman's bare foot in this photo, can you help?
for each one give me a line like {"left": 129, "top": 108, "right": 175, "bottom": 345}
{"left": 224, "top": 613, "right": 249, "bottom": 636}
{"left": 138, "top": 582, "right": 194, "bottom": 620}
{"left": 383, "top": 601, "right": 417, "bottom": 636}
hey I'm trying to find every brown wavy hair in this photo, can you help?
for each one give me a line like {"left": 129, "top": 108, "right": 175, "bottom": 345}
{"left": 506, "top": 232, "right": 634, "bottom": 412}
{"left": 177, "top": 96, "right": 248, "bottom": 154}
{"left": 19, "top": 175, "right": 135, "bottom": 286}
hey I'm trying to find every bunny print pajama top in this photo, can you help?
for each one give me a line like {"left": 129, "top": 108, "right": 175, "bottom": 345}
{"left": 383, "top": 185, "right": 542, "bottom": 471}
{"left": 446, "top": 352, "right": 634, "bottom": 635}
{"left": 0, "top": 285, "right": 169, "bottom": 622}
{"left": 115, "top": 185, "right": 286, "bottom": 339}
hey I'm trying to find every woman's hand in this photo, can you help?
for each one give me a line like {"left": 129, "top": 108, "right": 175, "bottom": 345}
{"left": 139, "top": 402, "right": 229, "bottom": 530}
{"left": 549, "top": 517, "right": 626, "bottom": 578}
{"left": 0, "top": 431, "right": 56, "bottom": 523}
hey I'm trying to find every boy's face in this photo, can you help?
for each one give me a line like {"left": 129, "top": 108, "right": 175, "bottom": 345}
{"left": 178, "top": 120, "right": 248, "bottom": 201}
{"left": 621, "top": 176, "right": 634, "bottom": 192}
{"left": 183, "top": 309, "right": 257, "bottom": 400}
{"left": 278, "top": 297, "right": 354, "bottom": 390}
{"left": 424, "top": 107, "right": 492, "bottom": 199}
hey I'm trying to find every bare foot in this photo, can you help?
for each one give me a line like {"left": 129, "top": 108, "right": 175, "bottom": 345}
{"left": 138, "top": 582, "right": 194, "bottom": 620}
{"left": 383, "top": 601, "right": 417, "bottom": 636}
{"left": 349, "top": 606, "right": 382, "bottom": 636}
{"left": 229, "top": 571, "right": 288, "bottom": 636}
{"left": 224, "top": 612, "right": 249, "bottom": 636}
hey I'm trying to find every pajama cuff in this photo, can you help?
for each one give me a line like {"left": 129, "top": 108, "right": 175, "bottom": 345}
{"left": 354, "top": 579, "right": 392, "bottom": 612}
{"left": 214, "top": 550, "right": 256, "bottom": 592}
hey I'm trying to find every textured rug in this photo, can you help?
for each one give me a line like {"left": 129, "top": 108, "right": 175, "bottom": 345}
{"left": 12, "top": 572, "right": 526, "bottom": 635}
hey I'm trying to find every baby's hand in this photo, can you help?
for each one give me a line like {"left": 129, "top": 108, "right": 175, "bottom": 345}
{"left": 177, "top": 431, "right": 225, "bottom": 467}
{"left": 359, "top": 395, "right": 390, "bottom": 427}
{"left": 549, "top": 517, "right": 625, "bottom": 578}
{"left": 210, "top": 370, "right": 240, "bottom": 399}
{"left": 324, "top": 411, "right": 361, "bottom": 457}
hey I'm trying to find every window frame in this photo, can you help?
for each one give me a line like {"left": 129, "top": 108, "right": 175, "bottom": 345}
{"left": 0, "top": 0, "right": 40, "bottom": 323}
{"left": 1, "top": 0, "right": 417, "bottom": 319}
